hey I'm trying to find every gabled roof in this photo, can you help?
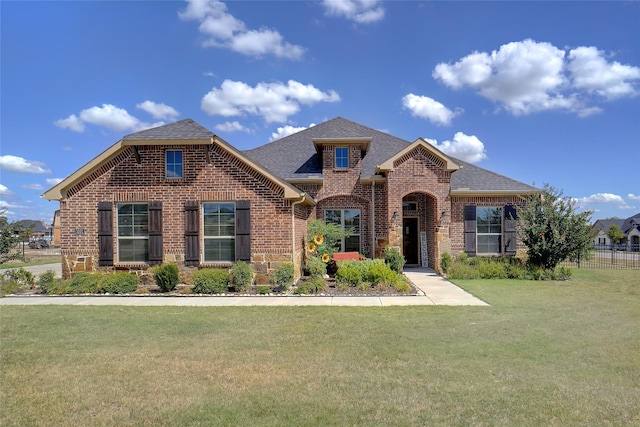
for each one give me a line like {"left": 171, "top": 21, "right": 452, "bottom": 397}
{"left": 621, "top": 212, "right": 640, "bottom": 233}
{"left": 15, "top": 220, "right": 50, "bottom": 233}
{"left": 42, "top": 119, "right": 313, "bottom": 204}
{"left": 244, "top": 117, "right": 536, "bottom": 194}
{"left": 377, "top": 138, "right": 460, "bottom": 172}
{"left": 592, "top": 218, "right": 625, "bottom": 231}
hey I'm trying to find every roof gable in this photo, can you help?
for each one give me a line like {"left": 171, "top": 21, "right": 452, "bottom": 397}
{"left": 377, "top": 138, "right": 460, "bottom": 172}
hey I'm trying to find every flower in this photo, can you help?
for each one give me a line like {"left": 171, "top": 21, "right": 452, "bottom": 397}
{"left": 307, "top": 243, "right": 317, "bottom": 253}
{"left": 313, "top": 234, "right": 324, "bottom": 245}
{"left": 321, "top": 253, "right": 330, "bottom": 263}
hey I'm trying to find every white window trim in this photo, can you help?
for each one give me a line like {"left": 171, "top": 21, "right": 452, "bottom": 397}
{"left": 202, "top": 201, "right": 236, "bottom": 263}
{"left": 476, "top": 206, "right": 503, "bottom": 255}
{"left": 335, "top": 146, "right": 349, "bottom": 169}
{"left": 116, "top": 202, "right": 149, "bottom": 263}
{"left": 325, "top": 208, "right": 361, "bottom": 252}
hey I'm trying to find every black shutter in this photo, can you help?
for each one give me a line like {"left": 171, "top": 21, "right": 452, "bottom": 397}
{"left": 236, "top": 200, "right": 251, "bottom": 261}
{"left": 504, "top": 205, "right": 518, "bottom": 256}
{"left": 464, "top": 205, "right": 476, "bottom": 255}
{"left": 184, "top": 201, "right": 200, "bottom": 266}
{"left": 148, "top": 201, "right": 163, "bottom": 265}
{"left": 98, "top": 202, "right": 113, "bottom": 266}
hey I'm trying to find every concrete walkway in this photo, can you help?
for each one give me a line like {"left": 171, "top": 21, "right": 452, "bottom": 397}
{"left": 1, "top": 264, "right": 488, "bottom": 307}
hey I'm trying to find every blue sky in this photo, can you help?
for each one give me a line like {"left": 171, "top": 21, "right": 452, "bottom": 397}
{"left": 2, "top": 0, "right": 639, "bottom": 225}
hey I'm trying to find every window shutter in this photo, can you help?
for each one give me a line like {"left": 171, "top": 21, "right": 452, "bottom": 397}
{"left": 97, "top": 202, "right": 113, "bottom": 266}
{"left": 148, "top": 201, "right": 163, "bottom": 265}
{"left": 463, "top": 205, "right": 476, "bottom": 255}
{"left": 236, "top": 200, "right": 251, "bottom": 261}
{"left": 504, "top": 205, "right": 518, "bottom": 256}
{"left": 184, "top": 201, "right": 199, "bottom": 266}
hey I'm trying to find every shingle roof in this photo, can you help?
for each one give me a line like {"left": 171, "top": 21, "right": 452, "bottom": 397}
{"left": 244, "top": 116, "right": 536, "bottom": 193}
{"left": 592, "top": 219, "right": 625, "bottom": 231}
{"left": 621, "top": 212, "right": 640, "bottom": 233}
{"left": 123, "top": 118, "right": 214, "bottom": 140}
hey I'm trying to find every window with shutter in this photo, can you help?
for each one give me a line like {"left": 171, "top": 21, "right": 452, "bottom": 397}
{"left": 477, "top": 207, "right": 502, "bottom": 254}
{"left": 98, "top": 202, "right": 113, "bottom": 266}
{"left": 203, "top": 202, "right": 236, "bottom": 262}
{"left": 116, "top": 203, "right": 149, "bottom": 262}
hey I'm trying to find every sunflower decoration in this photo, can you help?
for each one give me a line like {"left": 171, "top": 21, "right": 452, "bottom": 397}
{"left": 307, "top": 242, "right": 317, "bottom": 253}
{"left": 321, "top": 253, "right": 331, "bottom": 263}
{"left": 313, "top": 233, "right": 324, "bottom": 246}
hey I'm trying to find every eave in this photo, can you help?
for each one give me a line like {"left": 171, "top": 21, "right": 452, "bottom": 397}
{"left": 377, "top": 138, "right": 460, "bottom": 172}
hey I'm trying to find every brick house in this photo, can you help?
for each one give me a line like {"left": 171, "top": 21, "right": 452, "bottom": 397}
{"left": 43, "top": 117, "right": 536, "bottom": 279}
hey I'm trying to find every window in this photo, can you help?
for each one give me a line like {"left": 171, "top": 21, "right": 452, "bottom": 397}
{"left": 477, "top": 206, "right": 502, "bottom": 254}
{"left": 166, "top": 149, "right": 183, "bottom": 179}
{"left": 203, "top": 202, "right": 235, "bottom": 262}
{"left": 325, "top": 209, "right": 360, "bottom": 252}
{"left": 335, "top": 147, "right": 349, "bottom": 169}
{"left": 117, "top": 203, "right": 149, "bottom": 262}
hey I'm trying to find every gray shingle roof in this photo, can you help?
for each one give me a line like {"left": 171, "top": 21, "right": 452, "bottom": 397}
{"left": 244, "top": 117, "right": 536, "bottom": 193}
{"left": 592, "top": 219, "right": 625, "bottom": 231}
{"left": 123, "top": 118, "right": 214, "bottom": 140}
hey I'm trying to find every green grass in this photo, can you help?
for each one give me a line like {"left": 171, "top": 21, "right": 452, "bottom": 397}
{"left": 1, "top": 269, "right": 638, "bottom": 426}
{"left": 0, "top": 257, "right": 61, "bottom": 269}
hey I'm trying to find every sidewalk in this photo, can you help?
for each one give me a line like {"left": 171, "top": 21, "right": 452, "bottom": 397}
{"left": 1, "top": 265, "right": 488, "bottom": 307}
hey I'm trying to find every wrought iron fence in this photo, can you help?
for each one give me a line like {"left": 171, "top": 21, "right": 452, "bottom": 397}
{"left": 561, "top": 244, "right": 640, "bottom": 269}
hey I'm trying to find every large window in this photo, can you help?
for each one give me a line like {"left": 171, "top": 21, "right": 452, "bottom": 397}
{"left": 477, "top": 206, "right": 502, "bottom": 254}
{"left": 325, "top": 209, "right": 360, "bottom": 252}
{"left": 166, "top": 149, "right": 183, "bottom": 179}
{"left": 117, "top": 203, "right": 149, "bottom": 262}
{"left": 335, "top": 147, "right": 349, "bottom": 169}
{"left": 203, "top": 202, "right": 235, "bottom": 262}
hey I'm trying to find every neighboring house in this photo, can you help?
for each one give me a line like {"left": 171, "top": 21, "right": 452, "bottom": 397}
{"left": 592, "top": 213, "right": 640, "bottom": 251}
{"left": 15, "top": 219, "right": 51, "bottom": 240}
{"left": 43, "top": 117, "right": 537, "bottom": 279}
{"left": 52, "top": 210, "right": 61, "bottom": 246}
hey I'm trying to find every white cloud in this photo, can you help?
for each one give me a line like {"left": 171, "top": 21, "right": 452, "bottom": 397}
{"left": 46, "top": 178, "right": 64, "bottom": 186}
{"left": 0, "top": 184, "right": 12, "bottom": 195}
{"left": 321, "top": 0, "right": 385, "bottom": 23}
{"left": 402, "top": 94, "right": 462, "bottom": 126}
{"left": 136, "top": 100, "right": 180, "bottom": 120}
{"left": 201, "top": 79, "right": 340, "bottom": 123}
{"left": 179, "top": 0, "right": 304, "bottom": 59}
{"left": 433, "top": 39, "right": 639, "bottom": 117}
{"left": 21, "top": 184, "right": 45, "bottom": 191}
{"left": 426, "top": 132, "right": 487, "bottom": 164}
{"left": 568, "top": 46, "right": 640, "bottom": 100}
{"left": 270, "top": 123, "right": 316, "bottom": 141}
{"left": 214, "top": 121, "right": 251, "bottom": 133}
{"left": 56, "top": 104, "right": 166, "bottom": 133}
{"left": 576, "top": 193, "right": 634, "bottom": 210}
{"left": 0, "top": 155, "right": 51, "bottom": 174}
{"left": 629, "top": 193, "right": 640, "bottom": 201}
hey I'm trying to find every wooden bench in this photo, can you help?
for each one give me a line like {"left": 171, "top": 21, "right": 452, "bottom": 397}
{"left": 331, "top": 252, "right": 364, "bottom": 262}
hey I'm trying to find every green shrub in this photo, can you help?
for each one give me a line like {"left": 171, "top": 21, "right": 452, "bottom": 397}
{"left": 4, "top": 268, "right": 35, "bottom": 288}
{"left": 68, "top": 272, "right": 102, "bottom": 294}
{"left": 477, "top": 260, "right": 507, "bottom": 279}
{"left": 230, "top": 261, "right": 253, "bottom": 292}
{"left": 100, "top": 272, "right": 138, "bottom": 294}
{"left": 0, "top": 278, "right": 20, "bottom": 296}
{"left": 456, "top": 252, "right": 469, "bottom": 264}
{"left": 366, "top": 262, "right": 399, "bottom": 285}
{"left": 192, "top": 268, "right": 229, "bottom": 294}
{"left": 153, "top": 263, "right": 180, "bottom": 292}
{"left": 555, "top": 267, "right": 572, "bottom": 280}
{"left": 504, "top": 263, "right": 526, "bottom": 279}
{"left": 335, "top": 263, "right": 362, "bottom": 286}
{"left": 256, "top": 285, "right": 272, "bottom": 295}
{"left": 36, "top": 270, "right": 57, "bottom": 294}
{"left": 440, "top": 252, "right": 453, "bottom": 274}
{"left": 393, "top": 275, "right": 412, "bottom": 293}
{"left": 305, "top": 256, "right": 326, "bottom": 277}
{"left": 384, "top": 246, "right": 405, "bottom": 273}
{"left": 447, "top": 262, "right": 481, "bottom": 280}
{"left": 269, "top": 262, "right": 295, "bottom": 289}
{"left": 44, "top": 279, "right": 70, "bottom": 295}
{"left": 294, "top": 276, "right": 327, "bottom": 295}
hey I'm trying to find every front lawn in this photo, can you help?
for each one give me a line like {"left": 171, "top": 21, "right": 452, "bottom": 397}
{"left": 1, "top": 269, "right": 638, "bottom": 426}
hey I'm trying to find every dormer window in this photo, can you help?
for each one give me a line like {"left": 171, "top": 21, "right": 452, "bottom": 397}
{"left": 166, "top": 149, "right": 183, "bottom": 179}
{"left": 335, "top": 147, "right": 349, "bottom": 169}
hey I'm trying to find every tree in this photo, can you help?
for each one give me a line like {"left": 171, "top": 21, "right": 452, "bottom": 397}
{"left": 517, "top": 184, "right": 594, "bottom": 270}
{"left": 607, "top": 224, "right": 624, "bottom": 246}
{"left": 0, "top": 210, "right": 27, "bottom": 265}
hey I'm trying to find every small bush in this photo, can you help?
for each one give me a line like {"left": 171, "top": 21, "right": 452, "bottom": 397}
{"left": 335, "top": 264, "right": 362, "bottom": 286}
{"left": 67, "top": 272, "right": 102, "bottom": 294}
{"left": 555, "top": 267, "right": 572, "bottom": 280}
{"left": 384, "top": 246, "right": 405, "bottom": 273}
{"left": 440, "top": 252, "right": 453, "bottom": 274}
{"left": 0, "top": 278, "right": 20, "bottom": 296}
{"left": 447, "top": 262, "right": 481, "bottom": 280}
{"left": 192, "top": 268, "right": 229, "bottom": 294}
{"left": 305, "top": 256, "right": 326, "bottom": 277}
{"left": 269, "top": 262, "right": 295, "bottom": 289}
{"left": 393, "top": 275, "right": 412, "bottom": 293}
{"left": 230, "top": 261, "right": 253, "bottom": 292}
{"left": 477, "top": 260, "right": 507, "bottom": 279}
{"left": 456, "top": 252, "right": 469, "bottom": 264}
{"left": 153, "top": 263, "right": 180, "bottom": 292}
{"left": 36, "top": 270, "right": 57, "bottom": 294}
{"left": 100, "top": 272, "right": 139, "bottom": 294}
{"left": 366, "top": 262, "right": 399, "bottom": 286}
{"left": 4, "top": 268, "right": 35, "bottom": 288}
{"left": 44, "top": 279, "right": 71, "bottom": 295}
{"left": 256, "top": 285, "right": 272, "bottom": 295}
{"left": 294, "top": 276, "right": 327, "bottom": 295}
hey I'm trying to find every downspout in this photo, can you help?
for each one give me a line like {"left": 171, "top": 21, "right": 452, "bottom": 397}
{"left": 292, "top": 193, "right": 307, "bottom": 266}
{"left": 371, "top": 181, "right": 376, "bottom": 258}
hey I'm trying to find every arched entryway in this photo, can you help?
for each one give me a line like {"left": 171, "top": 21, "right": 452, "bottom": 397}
{"left": 401, "top": 192, "right": 438, "bottom": 268}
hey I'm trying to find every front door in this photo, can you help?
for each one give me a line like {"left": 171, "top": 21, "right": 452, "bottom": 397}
{"left": 402, "top": 217, "right": 419, "bottom": 265}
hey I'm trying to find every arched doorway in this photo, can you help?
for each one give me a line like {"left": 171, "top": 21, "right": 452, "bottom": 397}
{"left": 401, "top": 192, "right": 438, "bottom": 267}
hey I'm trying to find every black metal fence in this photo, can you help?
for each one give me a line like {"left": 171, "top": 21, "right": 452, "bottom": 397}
{"left": 561, "top": 244, "right": 640, "bottom": 269}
